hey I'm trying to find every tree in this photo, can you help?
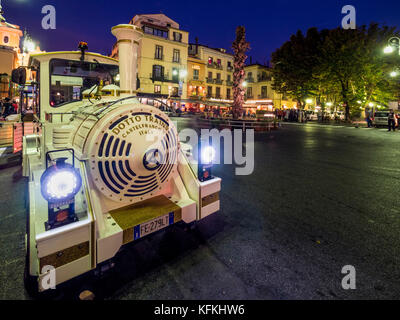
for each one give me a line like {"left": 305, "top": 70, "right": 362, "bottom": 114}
{"left": 232, "top": 26, "right": 250, "bottom": 119}
{"left": 271, "top": 28, "right": 324, "bottom": 109}
{"left": 272, "top": 24, "right": 400, "bottom": 120}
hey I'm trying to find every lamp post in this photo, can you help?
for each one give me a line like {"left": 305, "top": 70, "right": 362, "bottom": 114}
{"left": 384, "top": 37, "right": 400, "bottom": 55}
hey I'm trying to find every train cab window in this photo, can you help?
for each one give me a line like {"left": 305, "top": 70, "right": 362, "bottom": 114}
{"left": 49, "top": 59, "right": 119, "bottom": 107}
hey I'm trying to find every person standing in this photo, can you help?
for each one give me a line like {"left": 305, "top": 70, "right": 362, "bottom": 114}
{"left": 388, "top": 109, "right": 396, "bottom": 131}
{"left": 2, "top": 98, "right": 12, "bottom": 118}
{"left": 366, "top": 111, "right": 372, "bottom": 128}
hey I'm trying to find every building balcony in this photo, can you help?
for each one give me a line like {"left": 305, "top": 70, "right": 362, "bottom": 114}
{"left": 227, "top": 66, "right": 234, "bottom": 72}
{"left": 214, "top": 79, "right": 223, "bottom": 85}
{"left": 206, "top": 77, "right": 214, "bottom": 84}
{"left": 207, "top": 62, "right": 223, "bottom": 70}
{"left": 246, "top": 77, "right": 255, "bottom": 83}
{"left": 172, "top": 58, "right": 181, "bottom": 64}
{"left": 245, "top": 95, "right": 254, "bottom": 100}
{"left": 154, "top": 54, "right": 164, "bottom": 61}
{"left": 226, "top": 80, "right": 233, "bottom": 86}
{"left": 150, "top": 73, "right": 165, "bottom": 82}
{"left": 258, "top": 94, "right": 271, "bottom": 99}
{"left": 150, "top": 73, "right": 180, "bottom": 84}
{"left": 257, "top": 75, "right": 272, "bottom": 82}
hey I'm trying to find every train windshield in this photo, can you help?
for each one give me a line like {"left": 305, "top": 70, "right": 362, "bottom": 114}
{"left": 49, "top": 58, "right": 119, "bottom": 107}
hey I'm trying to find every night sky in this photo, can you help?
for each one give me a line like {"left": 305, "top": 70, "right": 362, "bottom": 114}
{"left": 3, "top": 0, "right": 400, "bottom": 63}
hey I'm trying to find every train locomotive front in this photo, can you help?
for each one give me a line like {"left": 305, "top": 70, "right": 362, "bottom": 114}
{"left": 23, "top": 24, "right": 221, "bottom": 293}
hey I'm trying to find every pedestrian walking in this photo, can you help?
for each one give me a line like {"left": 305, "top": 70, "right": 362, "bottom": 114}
{"left": 388, "top": 109, "right": 396, "bottom": 131}
{"left": 366, "top": 111, "right": 372, "bottom": 128}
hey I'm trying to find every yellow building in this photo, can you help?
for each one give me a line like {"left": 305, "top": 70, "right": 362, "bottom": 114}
{"left": 186, "top": 52, "right": 206, "bottom": 101}
{"left": 0, "top": 4, "right": 22, "bottom": 98}
{"left": 112, "top": 14, "right": 189, "bottom": 100}
{"left": 188, "top": 43, "right": 234, "bottom": 104}
{"left": 244, "top": 64, "right": 297, "bottom": 112}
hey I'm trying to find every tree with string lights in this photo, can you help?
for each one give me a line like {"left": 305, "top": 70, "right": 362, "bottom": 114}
{"left": 232, "top": 26, "right": 250, "bottom": 119}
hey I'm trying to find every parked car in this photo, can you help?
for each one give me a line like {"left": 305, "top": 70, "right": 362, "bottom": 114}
{"left": 372, "top": 111, "right": 389, "bottom": 127}
{"left": 329, "top": 111, "right": 345, "bottom": 121}
{"left": 307, "top": 111, "right": 318, "bottom": 121}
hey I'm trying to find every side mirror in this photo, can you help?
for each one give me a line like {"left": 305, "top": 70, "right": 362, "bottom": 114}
{"left": 11, "top": 67, "right": 27, "bottom": 85}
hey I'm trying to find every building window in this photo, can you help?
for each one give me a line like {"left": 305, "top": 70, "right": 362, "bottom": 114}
{"left": 246, "top": 87, "right": 253, "bottom": 98}
{"left": 173, "top": 49, "right": 180, "bottom": 63}
{"left": 171, "top": 87, "right": 179, "bottom": 96}
{"left": 207, "top": 86, "right": 212, "bottom": 97}
{"left": 3, "top": 36, "right": 9, "bottom": 44}
{"left": 208, "top": 57, "right": 213, "bottom": 65}
{"left": 172, "top": 68, "right": 179, "bottom": 82}
{"left": 216, "top": 87, "right": 221, "bottom": 98}
{"left": 144, "top": 26, "right": 168, "bottom": 38}
{"left": 193, "top": 69, "right": 199, "bottom": 80}
{"left": 144, "top": 26, "right": 153, "bottom": 34}
{"left": 216, "top": 73, "right": 221, "bottom": 80}
{"left": 152, "top": 65, "right": 164, "bottom": 80}
{"left": 227, "top": 61, "right": 232, "bottom": 69}
{"left": 217, "top": 59, "right": 221, "bottom": 66}
{"left": 227, "top": 74, "right": 231, "bottom": 82}
{"left": 173, "top": 32, "right": 182, "bottom": 42}
{"left": 154, "top": 85, "right": 161, "bottom": 93}
{"left": 155, "top": 45, "right": 163, "bottom": 60}
{"left": 227, "top": 88, "right": 231, "bottom": 99}
{"left": 261, "top": 86, "right": 267, "bottom": 98}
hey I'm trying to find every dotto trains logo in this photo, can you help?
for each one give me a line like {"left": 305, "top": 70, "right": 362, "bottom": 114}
{"left": 143, "top": 149, "right": 164, "bottom": 171}
{"left": 109, "top": 112, "right": 169, "bottom": 138}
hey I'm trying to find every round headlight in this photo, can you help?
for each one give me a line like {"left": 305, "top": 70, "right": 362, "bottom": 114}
{"left": 201, "top": 146, "right": 216, "bottom": 164}
{"left": 41, "top": 162, "right": 82, "bottom": 203}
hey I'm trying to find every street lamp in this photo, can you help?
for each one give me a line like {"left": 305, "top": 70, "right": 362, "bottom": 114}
{"left": 390, "top": 71, "right": 398, "bottom": 77}
{"left": 305, "top": 98, "right": 312, "bottom": 104}
{"left": 242, "top": 81, "right": 248, "bottom": 87}
{"left": 179, "top": 70, "right": 187, "bottom": 79}
{"left": 384, "top": 37, "right": 400, "bottom": 56}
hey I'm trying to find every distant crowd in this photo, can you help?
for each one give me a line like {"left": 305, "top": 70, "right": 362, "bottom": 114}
{"left": 275, "top": 108, "right": 308, "bottom": 123}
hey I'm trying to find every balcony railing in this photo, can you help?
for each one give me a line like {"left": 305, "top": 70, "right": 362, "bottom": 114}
{"left": 226, "top": 80, "right": 233, "bottom": 86}
{"left": 214, "top": 79, "right": 223, "bottom": 85}
{"left": 206, "top": 77, "right": 214, "bottom": 84}
{"left": 172, "top": 58, "right": 181, "bottom": 63}
{"left": 227, "top": 66, "right": 233, "bottom": 72}
{"left": 154, "top": 54, "right": 164, "bottom": 60}
{"left": 257, "top": 75, "right": 272, "bottom": 82}
{"left": 207, "top": 62, "right": 223, "bottom": 70}
{"left": 150, "top": 73, "right": 180, "bottom": 84}
{"left": 258, "top": 94, "right": 271, "bottom": 99}
{"left": 246, "top": 77, "right": 255, "bottom": 83}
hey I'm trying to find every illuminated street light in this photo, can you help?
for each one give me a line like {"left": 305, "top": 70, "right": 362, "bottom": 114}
{"left": 384, "top": 46, "right": 394, "bottom": 54}
{"left": 326, "top": 102, "right": 333, "bottom": 107}
{"left": 369, "top": 102, "right": 374, "bottom": 107}
{"left": 390, "top": 71, "right": 398, "bottom": 77}
{"left": 305, "top": 98, "right": 313, "bottom": 104}
{"left": 384, "top": 37, "right": 400, "bottom": 56}
{"left": 242, "top": 81, "right": 248, "bottom": 87}
{"left": 179, "top": 70, "right": 187, "bottom": 78}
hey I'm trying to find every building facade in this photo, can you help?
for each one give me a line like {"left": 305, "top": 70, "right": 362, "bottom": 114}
{"left": 0, "top": 4, "right": 22, "bottom": 98}
{"left": 112, "top": 14, "right": 189, "bottom": 100}
{"left": 188, "top": 43, "right": 234, "bottom": 103}
{"left": 244, "top": 64, "right": 297, "bottom": 112}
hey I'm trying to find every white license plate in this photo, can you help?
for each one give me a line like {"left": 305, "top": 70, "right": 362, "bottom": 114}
{"left": 133, "top": 213, "right": 174, "bottom": 240}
